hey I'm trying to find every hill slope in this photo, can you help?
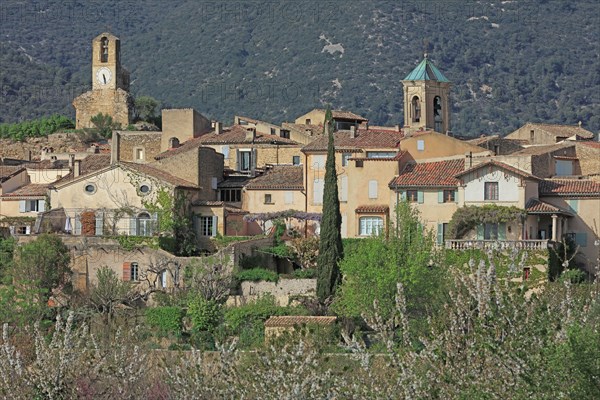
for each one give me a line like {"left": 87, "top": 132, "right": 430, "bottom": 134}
{"left": 1, "top": 0, "right": 599, "bottom": 136}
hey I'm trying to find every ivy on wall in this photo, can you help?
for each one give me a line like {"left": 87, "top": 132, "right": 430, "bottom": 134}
{"left": 447, "top": 205, "right": 526, "bottom": 239}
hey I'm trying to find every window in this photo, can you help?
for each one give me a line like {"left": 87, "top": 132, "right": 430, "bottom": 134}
{"left": 270, "top": 128, "right": 276, "bottom": 135}
{"left": 368, "top": 180, "right": 378, "bottom": 199}
{"left": 366, "top": 151, "right": 396, "bottom": 159}
{"left": 493, "top": 144, "right": 500, "bottom": 155}
{"left": 359, "top": 216, "right": 384, "bottom": 236}
{"left": 484, "top": 182, "right": 499, "bottom": 200}
{"left": 169, "top": 137, "right": 180, "bottom": 148}
{"left": 220, "top": 189, "right": 241, "bottom": 202}
{"left": 411, "top": 96, "right": 421, "bottom": 122}
{"left": 130, "top": 262, "right": 139, "bottom": 281}
{"left": 17, "top": 226, "right": 29, "bottom": 235}
{"left": 139, "top": 184, "right": 151, "bottom": 194}
{"left": 529, "top": 130, "right": 535, "bottom": 143}
{"left": 134, "top": 147, "right": 145, "bottom": 162}
{"left": 305, "top": 119, "right": 311, "bottom": 125}
{"left": 100, "top": 37, "right": 109, "bottom": 62}
{"left": 239, "top": 150, "right": 252, "bottom": 172}
{"left": 341, "top": 153, "right": 352, "bottom": 166}
{"left": 137, "top": 212, "right": 154, "bottom": 237}
{"left": 198, "top": 216, "right": 216, "bottom": 236}
{"left": 264, "top": 194, "right": 273, "bottom": 204}
{"left": 292, "top": 155, "right": 300, "bottom": 165}
{"left": 280, "top": 129, "right": 290, "bottom": 139}
{"left": 407, "top": 190, "right": 418, "bottom": 202}
{"left": 417, "top": 140, "right": 425, "bottom": 151}
{"left": 443, "top": 190, "right": 455, "bottom": 203}
{"left": 484, "top": 223, "right": 498, "bottom": 240}
{"left": 84, "top": 183, "right": 96, "bottom": 195}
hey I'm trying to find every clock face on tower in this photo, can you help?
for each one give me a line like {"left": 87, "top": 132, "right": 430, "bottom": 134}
{"left": 95, "top": 67, "right": 113, "bottom": 86}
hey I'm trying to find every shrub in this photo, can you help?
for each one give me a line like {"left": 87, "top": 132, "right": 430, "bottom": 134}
{"left": 145, "top": 307, "right": 184, "bottom": 336}
{"left": 235, "top": 268, "right": 278, "bottom": 282}
{"left": 187, "top": 298, "right": 221, "bottom": 332}
{"left": 291, "top": 269, "right": 316, "bottom": 279}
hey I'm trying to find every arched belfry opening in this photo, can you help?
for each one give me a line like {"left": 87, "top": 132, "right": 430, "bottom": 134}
{"left": 411, "top": 96, "right": 421, "bottom": 123}
{"left": 433, "top": 96, "right": 443, "bottom": 132}
{"left": 100, "top": 37, "right": 109, "bottom": 62}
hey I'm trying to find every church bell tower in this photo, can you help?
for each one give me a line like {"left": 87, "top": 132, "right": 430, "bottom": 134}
{"left": 402, "top": 54, "right": 451, "bottom": 134}
{"left": 73, "top": 32, "right": 133, "bottom": 129}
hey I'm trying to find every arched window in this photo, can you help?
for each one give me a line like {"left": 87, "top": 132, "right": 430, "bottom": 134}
{"left": 169, "top": 137, "right": 180, "bottom": 148}
{"left": 411, "top": 96, "right": 421, "bottom": 123}
{"left": 359, "top": 216, "right": 383, "bottom": 236}
{"left": 100, "top": 37, "right": 109, "bottom": 63}
{"left": 137, "top": 212, "right": 154, "bottom": 237}
{"left": 433, "top": 96, "right": 443, "bottom": 132}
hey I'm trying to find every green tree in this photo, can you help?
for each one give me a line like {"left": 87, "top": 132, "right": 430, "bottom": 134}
{"left": 316, "top": 107, "right": 343, "bottom": 302}
{"left": 14, "top": 234, "right": 71, "bottom": 302}
{"left": 89, "top": 266, "right": 133, "bottom": 328}
{"left": 134, "top": 95, "right": 159, "bottom": 123}
{"left": 90, "top": 113, "right": 118, "bottom": 138}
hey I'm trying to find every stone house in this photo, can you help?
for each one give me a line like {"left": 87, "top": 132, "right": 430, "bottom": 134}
{"left": 294, "top": 108, "right": 368, "bottom": 131}
{"left": 505, "top": 122, "right": 595, "bottom": 145}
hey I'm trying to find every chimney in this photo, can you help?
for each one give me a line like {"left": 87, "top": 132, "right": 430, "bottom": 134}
{"left": 465, "top": 151, "right": 473, "bottom": 169}
{"left": 215, "top": 121, "right": 222, "bottom": 135}
{"left": 395, "top": 124, "right": 401, "bottom": 132}
{"left": 26, "top": 150, "right": 32, "bottom": 161}
{"left": 578, "top": 121, "right": 582, "bottom": 128}
{"left": 69, "top": 153, "right": 75, "bottom": 168}
{"left": 349, "top": 125, "right": 357, "bottom": 138}
{"left": 245, "top": 127, "right": 256, "bottom": 142}
{"left": 73, "top": 160, "right": 81, "bottom": 178}
{"left": 111, "top": 131, "right": 120, "bottom": 164}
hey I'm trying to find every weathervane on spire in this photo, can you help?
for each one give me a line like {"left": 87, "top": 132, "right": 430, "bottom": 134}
{"left": 423, "top": 39, "right": 430, "bottom": 60}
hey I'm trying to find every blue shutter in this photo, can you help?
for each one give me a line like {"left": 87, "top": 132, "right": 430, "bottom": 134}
{"left": 437, "top": 223, "right": 444, "bottom": 245}
{"left": 438, "top": 191, "right": 444, "bottom": 203}
{"left": 575, "top": 232, "right": 587, "bottom": 247}
{"left": 211, "top": 216, "right": 218, "bottom": 237}
{"left": 498, "top": 223, "right": 506, "bottom": 240}
{"left": 454, "top": 190, "right": 458, "bottom": 203}
{"left": 129, "top": 217, "right": 137, "bottom": 236}
{"left": 567, "top": 200, "right": 579, "bottom": 213}
{"left": 476, "top": 225, "right": 484, "bottom": 240}
{"left": 417, "top": 191, "right": 424, "bottom": 204}
{"left": 95, "top": 212, "right": 104, "bottom": 236}
{"left": 400, "top": 191, "right": 407, "bottom": 201}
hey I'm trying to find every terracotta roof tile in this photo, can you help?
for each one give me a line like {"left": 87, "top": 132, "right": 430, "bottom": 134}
{"left": 539, "top": 179, "right": 600, "bottom": 196}
{"left": 120, "top": 162, "right": 199, "bottom": 189}
{"left": 245, "top": 166, "right": 303, "bottom": 190}
{"left": 511, "top": 143, "right": 574, "bottom": 156}
{"left": 355, "top": 205, "right": 390, "bottom": 213}
{"left": 526, "top": 123, "right": 594, "bottom": 139}
{"left": 264, "top": 316, "right": 336, "bottom": 327}
{"left": 0, "top": 166, "right": 25, "bottom": 182}
{"left": 1, "top": 184, "right": 48, "bottom": 198}
{"left": 390, "top": 159, "right": 464, "bottom": 188}
{"left": 302, "top": 129, "right": 404, "bottom": 152}
{"left": 155, "top": 125, "right": 300, "bottom": 160}
{"left": 525, "top": 198, "right": 572, "bottom": 215}
{"left": 456, "top": 160, "right": 539, "bottom": 180}
{"left": 577, "top": 141, "right": 600, "bottom": 149}
{"left": 50, "top": 154, "right": 111, "bottom": 185}
{"left": 310, "top": 109, "right": 367, "bottom": 121}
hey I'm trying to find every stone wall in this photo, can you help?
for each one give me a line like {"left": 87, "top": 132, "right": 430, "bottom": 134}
{"left": 73, "top": 88, "right": 133, "bottom": 129}
{"left": 227, "top": 278, "right": 316, "bottom": 306}
{"left": 117, "top": 131, "right": 162, "bottom": 162}
{"left": 576, "top": 143, "right": 600, "bottom": 177}
{"left": 161, "top": 109, "right": 211, "bottom": 152}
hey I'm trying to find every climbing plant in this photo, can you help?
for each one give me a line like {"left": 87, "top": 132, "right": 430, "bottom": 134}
{"left": 447, "top": 205, "right": 526, "bottom": 239}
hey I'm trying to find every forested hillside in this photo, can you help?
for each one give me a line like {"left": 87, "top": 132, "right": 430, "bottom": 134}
{"left": 1, "top": 0, "right": 599, "bottom": 136}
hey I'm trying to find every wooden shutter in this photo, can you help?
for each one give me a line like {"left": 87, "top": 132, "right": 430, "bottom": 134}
{"left": 95, "top": 212, "right": 104, "bottom": 236}
{"left": 400, "top": 191, "right": 407, "bottom": 201}
{"left": 417, "top": 191, "right": 424, "bottom": 204}
{"left": 368, "top": 180, "right": 378, "bottom": 199}
{"left": 211, "top": 216, "right": 218, "bottom": 237}
{"left": 313, "top": 179, "right": 324, "bottom": 204}
{"left": 235, "top": 149, "right": 240, "bottom": 171}
{"left": 38, "top": 200, "right": 46, "bottom": 212}
{"left": 19, "top": 200, "right": 26, "bottom": 213}
{"left": 339, "top": 176, "right": 348, "bottom": 202}
{"left": 437, "top": 223, "right": 444, "bottom": 245}
{"left": 438, "top": 191, "right": 444, "bottom": 203}
{"left": 74, "top": 216, "right": 82, "bottom": 235}
{"left": 221, "top": 145, "right": 230, "bottom": 159}
{"left": 122, "top": 262, "right": 131, "bottom": 281}
{"left": 498, "top": 222, "right": 506, "bottom": 240}
{"left": 454, "top": 190, "right": 459, "bottom": 203}
{"left": 129, "top": 217, "right": 137, "bottom": 236}
{"left": 285, "top": 191, "right": 294, "bottom": 204}
{"left": 251, "top": 149, "right": 257, "bottom": 172}
{"left": 476, "top": 224, "right": 484, "bottom": 240}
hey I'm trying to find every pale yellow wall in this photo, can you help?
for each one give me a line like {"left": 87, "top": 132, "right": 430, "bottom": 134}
{"left": 161, "top": 109, "right": 211, "bottom": 151}
{"left": 0, "top": 170, "right": 29, "bottom": 193}
{"left": 400, "top": 132, "right": 491, "bottom": 161}
{"left": 204, "top": 144, "right": 302, "bottom": 169}
{"left": 395, "top": 191, "right": 459, "bottom": 235}
{"left": 0, "top": 199, "right": 43, "bottom": 219}
{"left": 243, "top": 189, "right": 305, "bottom": 217}
{"left": 295, "top": 109, "right": 326, "bottom": 125}
{"left": 27, "top": 168, "right": 70, "bottom": 184}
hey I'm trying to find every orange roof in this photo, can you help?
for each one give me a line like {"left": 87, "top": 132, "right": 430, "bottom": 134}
{"left": 302, "top": 129, "right": 404, "bottom": 152}
{"left": 355, "top": 205, "right": 389, "bottom": 213}
{"left": 539, "top": 179, "right": 600, "bottom": 196}
{"left": 1, "top": 184, "right": 48, "bottom": 199}
{"left": 390, "top": 159, "right": 464, "bottom": 188}
{"left": 456, "top": 160, "right": 539, "bottom": 180}
{"left": 245, "top": 166, "right": 303, "bottom": 190}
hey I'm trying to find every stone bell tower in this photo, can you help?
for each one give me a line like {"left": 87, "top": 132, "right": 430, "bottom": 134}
{"left": 73, "top": 32, "right": 133, "bottom": 129}
{"left": 402, "top": 54, "right": 451, "bottom": 135}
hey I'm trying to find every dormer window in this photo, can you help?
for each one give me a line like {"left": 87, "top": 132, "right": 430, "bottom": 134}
{"left": 100, "top": 37, "right": 109, "bottom": 63}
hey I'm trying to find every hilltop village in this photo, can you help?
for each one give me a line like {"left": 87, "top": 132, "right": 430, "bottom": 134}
{"left": 1, "top": 32, "right": 599, "bottom": 296}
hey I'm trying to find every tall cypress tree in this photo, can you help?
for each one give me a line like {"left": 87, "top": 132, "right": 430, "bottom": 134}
{"left": 316, "top": 107, "right": 343, "bottom": 302}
